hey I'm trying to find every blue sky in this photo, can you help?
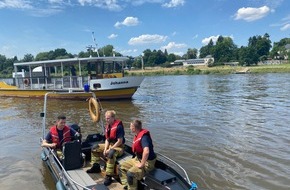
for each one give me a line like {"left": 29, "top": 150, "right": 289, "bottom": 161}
{"left": 0, "top": 0, "right": 289, "bottom": 59}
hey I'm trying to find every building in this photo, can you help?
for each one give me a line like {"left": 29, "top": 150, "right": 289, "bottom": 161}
{"left": 174, "top": 55, "right": 214, "bottom": 66}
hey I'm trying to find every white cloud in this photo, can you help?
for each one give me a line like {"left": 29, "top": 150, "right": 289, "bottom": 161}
{"left": 78, "top": 0, "right": 122, "bottom": 11}
{"left": 108, "top": 33, "right": 118, "bottom": 39}
{"left": 114, "top": 17, "right": 140, "bottom": 28}
{"left": 0, "top": 0, "right": 33, "bottom": 9}
{"left": 269, "top": 14, "right": 290, "bottom": 31}
{"left": 280, "top": 15, "right": 290, "bottom": 31}
{"left": 281, "top": 24, "right": 290, "bottom": 31}
{"left": 234, "top": 6, "right": 271, "bottom": 22}
{"left": 128, "top": 34, "right": 167, "bottom": 45}
{"left": 162, "top": 0, "right": 185, "bottom": 8}
{"left": 120, "top": 49, "right": 138, "bottom": 55}
{"left": 171, "top": 51, "right": 184, "bottom": 56}
{"left": 202, "top": 35, "right": 220, "bottom": 45}
{"left": 48, "top": 0, "right": 65, "bottom": 3}
{"left": 192, "top": 34, "right": 198, "bottom": 40}
{"left": 161, "top": 42, "right": 187, "bottom": 50}
{"left": 171, "top": 31, "right": 177, "bottom": 36}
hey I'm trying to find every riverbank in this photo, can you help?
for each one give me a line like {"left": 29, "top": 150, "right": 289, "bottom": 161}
{"left": 125, "top": 63, "right": 290, "bottom": 76}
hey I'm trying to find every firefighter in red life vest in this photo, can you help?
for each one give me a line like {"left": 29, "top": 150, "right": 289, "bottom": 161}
{"left": 41, "top": 115, "right": 78, "bottom": 158}
{"left": 119, "top": 120, "right": 156, "bottom": 190}
{"left": 87, "top": 110, "right": 125, "bottom": 187}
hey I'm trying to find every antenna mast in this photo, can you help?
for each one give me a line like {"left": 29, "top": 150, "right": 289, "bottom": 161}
{"left": 91, "top": 32, "right": 100, "bottom": 57}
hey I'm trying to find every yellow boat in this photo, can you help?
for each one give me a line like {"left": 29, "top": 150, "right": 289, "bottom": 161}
{"left": 0, "top": 56, "right": 144, "bottom": 100}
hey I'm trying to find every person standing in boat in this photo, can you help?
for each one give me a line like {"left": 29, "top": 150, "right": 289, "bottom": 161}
{"left": 41, "top": 115, "right": 78, "bottom": 158}
{"left": 87, "top": 110, "right": 125, "bottom": 186}
{"left": 119, "top": 120, "right": 156, "bottom": 190}
{"left": 70, "top": 65, "right": 78, "bottom": 87}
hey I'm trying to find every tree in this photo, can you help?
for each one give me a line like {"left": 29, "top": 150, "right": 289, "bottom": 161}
{"left": 238, "top": 46, "right": 259, "bottom": 66}
{"left": 199, "top": 39, "right": 214, "bottom": 58}
{"left": 0, "top": 54, "right": 7, "bottom": 71}
{"left": 142, "top": 49, "right": 152, "bottom": 67}
{"left": 98, "top": 45, "right": 121, "bottom": 57}
{"left": 167, "top": 53, "right": 176, "bottom": 63}
{"left": 214, "top": 36, "right": 237, "bottom": 63}
{"left": 248, "top": 33, "right": 272, "bottom": 58}
{"left": 270, "top": 38, "right": 290, "bottom": 60}
{"left": 185, "top": 48, "right": 197, "bottom": 59}
{"left": 22, "top": 54, "right": 34, "bottom": 62}
{"left": 155, "top": 50, "right": 167, "bottom": 65}
{"left": 35, "top": 52, "right": 50, "bottom": 61}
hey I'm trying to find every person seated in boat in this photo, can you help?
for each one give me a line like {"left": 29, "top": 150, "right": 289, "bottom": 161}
{"left": 41, "top": 115, "right": 79, "bottom": 159}
{"left": 87, "top": 110, "right": 125, "bottom": 187}
{"left": 119, "top": 120, "right": 156, "bottom": 190}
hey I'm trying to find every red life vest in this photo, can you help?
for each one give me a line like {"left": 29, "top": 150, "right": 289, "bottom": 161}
{"left": 105, "top": 120, "right": 123, "bottom": 142}
{"left": 132, "top": 129, "right": 150, "bottom": 154}
{"left": 50, "top": 125, "right": 71, "bottom": 148}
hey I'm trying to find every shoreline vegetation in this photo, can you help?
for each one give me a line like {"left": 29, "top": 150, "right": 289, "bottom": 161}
{"left": 125, "top": 63, "right": 290, "bottom": 76}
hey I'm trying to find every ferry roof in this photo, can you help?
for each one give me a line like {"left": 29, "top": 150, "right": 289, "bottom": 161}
{"left": 14, "top": 56, "right": 129, "bottom": 67}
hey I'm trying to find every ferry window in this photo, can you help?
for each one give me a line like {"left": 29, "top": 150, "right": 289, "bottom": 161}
{"left": 103, "top": 62, "right": 113, "bottom": 73}
{"left": 103, "top": 62, "right": 122, "bottom": 73}
{"left": 114, "top": 62, "right": 122, "bottom": 72}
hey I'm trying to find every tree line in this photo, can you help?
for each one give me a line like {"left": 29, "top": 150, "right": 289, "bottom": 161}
{"left": 0, "top": 33, "right": 289, "bottom": 77}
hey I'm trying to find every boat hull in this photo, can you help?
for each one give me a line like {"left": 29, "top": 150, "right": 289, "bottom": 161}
{"left": 0, "top": 87, "right": 139, "bottom": 100}
{"left": 0, "top": 76, "right": 144, "bottom": 100}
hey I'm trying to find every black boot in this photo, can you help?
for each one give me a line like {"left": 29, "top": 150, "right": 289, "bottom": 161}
{"left": 86, "top": 163, "right": 101, "bottom": 173}
{"left": 104, "top": 175, "right": 113, "bottom": 186}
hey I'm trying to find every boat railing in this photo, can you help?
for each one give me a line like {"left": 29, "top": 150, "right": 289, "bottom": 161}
{"left": 125, "top": 139, "right": 191, "bottom": 185}
{"left": 156, "top": 152, "right": 191, "bottom": 184}
{"left": 40, "top": 138, "right": 92, "bottom": 190}
{"left": 0, "top": 78, "right": 14, "bottom": 85}
{"left": 15, "top": 76, "right": 90, "bottom": 90}
{"left": 40, "top": 92, "right": 97, "bottom": 190}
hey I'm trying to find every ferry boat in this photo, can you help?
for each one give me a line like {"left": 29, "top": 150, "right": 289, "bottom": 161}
{"left": 40, "top": 92, "right": 198, "bottom": 190}
{"left": 0, "top": 56, "right": 144, "bottom": 100}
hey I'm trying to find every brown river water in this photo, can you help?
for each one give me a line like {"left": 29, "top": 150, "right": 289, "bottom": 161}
{"left": 1, "top": 74, "right": 290, "bottom": 190}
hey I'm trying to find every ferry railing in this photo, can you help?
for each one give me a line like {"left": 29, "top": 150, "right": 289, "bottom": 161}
{"left": 16, "top": 75, "right": 89, "bottom": 90}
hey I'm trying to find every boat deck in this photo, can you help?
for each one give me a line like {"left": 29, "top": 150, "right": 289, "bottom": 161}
{"left": 83, "top": 163, "right": 123, "bottom": 190}
{"left": 66, "top": 164, "right": 123, "bottom": 190}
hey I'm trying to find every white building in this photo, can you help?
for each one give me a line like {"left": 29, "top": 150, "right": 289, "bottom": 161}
{"left": 174, "top": 55, "right": 214, "bottom": 66}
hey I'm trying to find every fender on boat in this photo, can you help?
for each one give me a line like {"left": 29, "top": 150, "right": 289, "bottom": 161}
{"left": 41, "top": 151, "right": 48, "bottom": 161}
{"left": 56, "top": 180, "right": 66, "bottom": 190}
{"left": 190, "top": 182, "right": 198, "bottom": 190}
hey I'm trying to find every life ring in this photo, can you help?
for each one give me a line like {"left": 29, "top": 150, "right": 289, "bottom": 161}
{"left": 23, "top": 78, "right": 30, "bottom": 86}
{"left": 89, "top": 98, "right": 101, "bottom": 122}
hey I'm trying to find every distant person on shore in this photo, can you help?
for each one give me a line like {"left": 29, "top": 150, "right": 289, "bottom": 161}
{"left": 41, "top": 115, "right": 79, "bottom": 158}
{"left": 87, "top": 110, "right": 125, "bottom": 186}
{"left": 70, "top": 65, "right": 78, "bottom": 87}
{"left": 119, "top": 120, "right": 156, "bottom": 190}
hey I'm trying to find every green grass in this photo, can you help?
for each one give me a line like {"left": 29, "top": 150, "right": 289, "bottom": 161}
{"left": 125, "top": 63, "right": 290, "bottom": 76}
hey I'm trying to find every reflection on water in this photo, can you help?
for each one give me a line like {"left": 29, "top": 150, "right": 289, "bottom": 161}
{"left": 1, "top": 74, "right": 290, "bottom": 190}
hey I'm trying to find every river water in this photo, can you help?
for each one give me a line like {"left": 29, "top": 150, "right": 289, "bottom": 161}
{"left": 1, "top": 74, "right": 290, "bottom": 190}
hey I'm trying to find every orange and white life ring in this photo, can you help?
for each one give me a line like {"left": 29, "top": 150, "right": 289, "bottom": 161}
{"left": 23, "top": 78, "right": 30, "bottom": 86}
{"left": 89, "top": 97, "right": 101, "bottom": 123}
